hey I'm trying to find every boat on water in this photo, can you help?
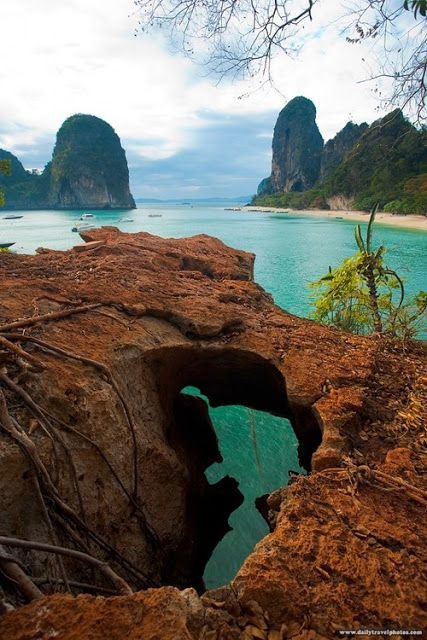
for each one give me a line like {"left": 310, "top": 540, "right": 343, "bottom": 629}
{"left": 3, "top": 215, "right": 23, "bottom": 219}
{"left": 335, "top": 216, "right": 343, "bottom": 220}
{"left": 0, "top": 242, "right": 15, "bottom": 249}
{"left": 148, "top": 214, "right": 162, "bottom": 218}
{"left": 80, "top": 213, "right": 95, "bottom": 220}
{"left": 119, "top": 217, "right": 134, "bottom": 222}
{"left": 224, "top": 207, "right": 241, "bottom": 211}
{"left": 71, "top": 223, "right": 95, "bottom": 232}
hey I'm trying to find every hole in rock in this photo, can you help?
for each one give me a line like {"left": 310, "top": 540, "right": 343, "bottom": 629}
{"left": 145, "top": 346, "right": 322, "bottom": 590}
{"left": 183, "top": 386, "right": 304, "bottom": 589}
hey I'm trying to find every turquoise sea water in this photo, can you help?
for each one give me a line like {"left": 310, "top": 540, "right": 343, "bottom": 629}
{"left": 1, "top": 204, "right": 426, "bottom": 588}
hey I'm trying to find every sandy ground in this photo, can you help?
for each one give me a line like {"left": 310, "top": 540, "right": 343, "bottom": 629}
{"left": 242, "top": 206, "right": 427, "bottom": 231}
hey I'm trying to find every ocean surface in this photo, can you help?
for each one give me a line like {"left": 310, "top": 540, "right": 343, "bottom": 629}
{"left": 1, "top": 203, "right": 426, "bottom": 589}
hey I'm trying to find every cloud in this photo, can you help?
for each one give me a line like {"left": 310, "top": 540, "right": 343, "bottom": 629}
{"left": 0, "top": 0, "right": 399, "bottom": 197}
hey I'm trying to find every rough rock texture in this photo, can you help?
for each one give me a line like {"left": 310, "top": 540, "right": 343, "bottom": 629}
{"left": 320, "top": 121, "right": 368, "bottom": 180}
{"left": 269, "top": 97, "right": 324, "bottom": 193}
{"left": 0, "top": 115, "right": 135, "bottom": 210}
{"left": 48, "top": 114, "right": 135, "bottom": 209}
{"left": 0, "top": 228, "right": 425, "bottom": 638}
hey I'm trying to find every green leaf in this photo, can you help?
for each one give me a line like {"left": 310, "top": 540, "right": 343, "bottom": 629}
{"left": 366, "top": 204, "right": 378, "bottom": 253}
{"left": 354, "top": 224, "right": 365, "bottom": 253}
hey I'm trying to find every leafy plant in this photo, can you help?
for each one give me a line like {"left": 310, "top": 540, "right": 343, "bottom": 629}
{"left": 0, "top": 159, "right": 11, "bottom": 208}
{"left": 403, "top": 1, "right": 427, "bottom": 18}
{"left": 310, "top": 207, "right": 427, "bottom": 338}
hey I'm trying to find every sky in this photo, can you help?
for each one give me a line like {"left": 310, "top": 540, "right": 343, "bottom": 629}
{"left": 0, "top": 0, "right": 400, "bottom": 198}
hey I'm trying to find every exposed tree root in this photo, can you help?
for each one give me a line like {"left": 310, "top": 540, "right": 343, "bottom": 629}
{"left": 0, "top": 303, "right": 166, "bottom": 603}
{"left": 316, "top": 463, "right": 427, "bottom": 508}
{"left": 0, "top": 388, "right": 156, "bottom": 599}
{"left": 2, "top": 333, "right": 140, "bottom": 506}
{"left": 0, "top": 373, "right": 87, "bottom": 524}
{"left": 0, "top": 537, "right": 132, "bottom": 596}
{"left": 0, "top": 336, "right": 45, "bottom": 371}
{"left": 0, "top": 546, "right": 43, "bottom": 602}
{"left": 0, "top": 303, "right": 102, "bottom": 333}
{"left": 33, "top": 577, "right": 118, "bottom": 596}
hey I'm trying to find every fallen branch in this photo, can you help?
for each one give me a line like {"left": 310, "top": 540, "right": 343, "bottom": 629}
{"left": 0, "top": 537, "right": 132, "bottom": 595}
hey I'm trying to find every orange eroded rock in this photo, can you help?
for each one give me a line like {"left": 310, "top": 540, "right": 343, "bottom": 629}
{"left": 0, "top": 228, "right": 425, "bottom": 638}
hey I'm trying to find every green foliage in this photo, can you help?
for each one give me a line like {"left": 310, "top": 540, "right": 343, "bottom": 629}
{"left": 0, "top": 160, "right": 11, "bottom": 176}
{"left": 253, "top": 186, "right": 323, "bottom": 209}
{"left": 403, "top": 0, "right": 427, "bottom": 18}
{"left": 323, "top": 112, "right": 427, "bottom": 212}
{"left": 0, "top": 159, "right": 11, "bottom": 207}
{"left": 310, "top": 209, "right": 426, "bottom": 338}
{"left": 253, "top": 110, "right": 427, "bottom": 215}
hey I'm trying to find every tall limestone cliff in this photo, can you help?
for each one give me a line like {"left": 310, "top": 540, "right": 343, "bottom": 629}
{"left": 320, "top": 121, "right": 368, "bottom": 180}
{"left": 48, "top": 114, "right": 135, "bottom": 209}
{"left": 266, "top": 97, "right": 324, "bottom": 194}
{"left": 254, "top": 102, "right": 426, "bottom": 214}
{"left": 0, "top": 114, "right": 135, "bottom": 210}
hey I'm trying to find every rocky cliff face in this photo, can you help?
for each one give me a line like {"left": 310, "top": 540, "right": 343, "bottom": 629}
{"left": 0, "top": 115, "right": 135, "bottom": 210}
{"left": 48, "top": 114, "right": 135, "bottom": 209}
{"left": 269, "top": 97, "right": 323, "bottom": 193}
{"left": 0, "top": 229, "right": 425, "bottom": 637}
{"left": 320, "top": 121, "right": 368, "bottom": 180}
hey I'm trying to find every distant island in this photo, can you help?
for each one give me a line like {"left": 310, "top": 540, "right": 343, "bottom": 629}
{"left": 0, "top": 114, "right": 135, "bottom": 210}
{"left": 254, "top": 96, "right": 427, "bottom": 215}
{"left": 134, "top": 196, "right": 252, "bottom": 204}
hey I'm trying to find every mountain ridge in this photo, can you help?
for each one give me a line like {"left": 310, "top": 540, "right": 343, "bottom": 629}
{"left": 254, "top": 100, "right": 427, "bottom": 214}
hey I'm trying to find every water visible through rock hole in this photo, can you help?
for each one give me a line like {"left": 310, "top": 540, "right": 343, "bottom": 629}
{"left": 182, "top": 386, "right": 304, "bottom": 589}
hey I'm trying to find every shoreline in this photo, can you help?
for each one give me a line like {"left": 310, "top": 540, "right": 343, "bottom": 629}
{"left": 242, "top": 206, "right": 427, "bottom": 231}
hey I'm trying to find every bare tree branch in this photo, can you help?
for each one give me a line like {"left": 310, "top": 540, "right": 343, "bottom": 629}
{"left": 134, "top": 0, "right": 427, "bottom": 121}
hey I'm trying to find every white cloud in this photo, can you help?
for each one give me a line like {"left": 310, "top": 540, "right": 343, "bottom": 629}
{"left": 0, "top": 0, "right": 402, "bottom": 194}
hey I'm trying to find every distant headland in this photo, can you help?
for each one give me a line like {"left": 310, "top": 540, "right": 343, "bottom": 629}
{"left": 0, "top": 114, "right": 135, "bottom": 210}
{"left": 254, "top": 96, "right": 427, "bottom": 215}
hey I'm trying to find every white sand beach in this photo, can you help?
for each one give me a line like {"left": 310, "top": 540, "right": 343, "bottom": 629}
{"left": 242, "top": 206, "right": 427, "bottom": 231}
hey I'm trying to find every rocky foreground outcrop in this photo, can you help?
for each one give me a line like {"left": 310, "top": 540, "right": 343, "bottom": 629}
{"left": 0, "top": 114, "right": 135, "bottom": 210}
{"left": 0, "top": 229, "right": 425, "bottom": 639}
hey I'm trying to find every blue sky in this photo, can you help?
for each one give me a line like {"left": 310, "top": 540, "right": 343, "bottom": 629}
{"left": 0, "top": 0, "right": 400, "bottom": 198}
